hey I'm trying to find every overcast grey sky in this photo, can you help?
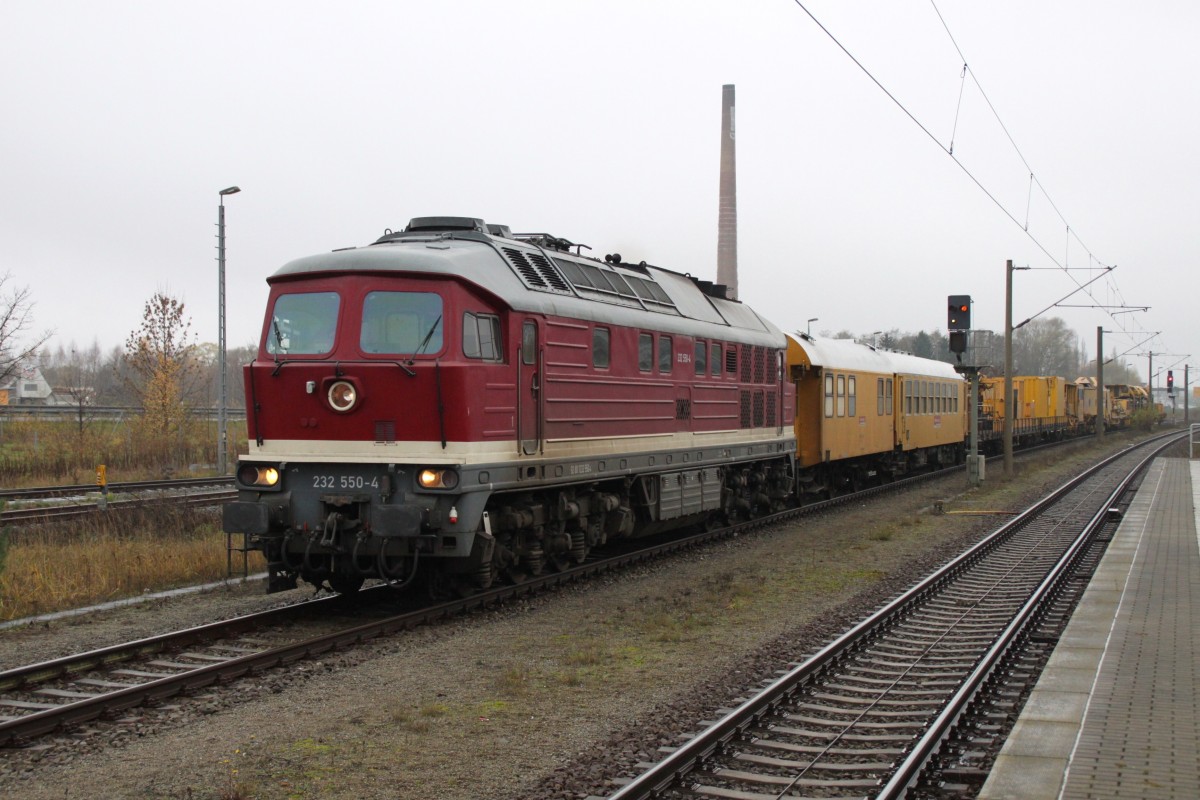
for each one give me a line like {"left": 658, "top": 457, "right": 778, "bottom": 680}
{"left": 2, "top": 1, "right": 1196, "bottom": 383}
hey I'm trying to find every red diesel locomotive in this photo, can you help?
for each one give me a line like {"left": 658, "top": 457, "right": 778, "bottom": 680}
{"left": 223, "top": 216, "right": 797, "bottom": 593}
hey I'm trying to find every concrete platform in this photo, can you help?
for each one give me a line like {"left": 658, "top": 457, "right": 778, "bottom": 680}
{"left": 979, "top": 458, "right": 1200, "bottom": 800}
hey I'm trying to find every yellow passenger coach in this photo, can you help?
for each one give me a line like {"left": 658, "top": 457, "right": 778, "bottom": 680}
{"left": 786, "top": 333, "right": 966, "bottom": 498}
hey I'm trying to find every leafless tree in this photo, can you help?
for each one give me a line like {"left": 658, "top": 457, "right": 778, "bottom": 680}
{"left": 0, "top": 272, "right": 53, "bottom": 386}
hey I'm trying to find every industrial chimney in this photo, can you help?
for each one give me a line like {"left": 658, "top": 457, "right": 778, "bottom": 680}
{"left": 716, "top": 84, "right": 738, "bottom": 300}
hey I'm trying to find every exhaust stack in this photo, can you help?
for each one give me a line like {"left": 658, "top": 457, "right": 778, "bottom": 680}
{"left": 717, "top": 84, "right": 738, "bottom": 300}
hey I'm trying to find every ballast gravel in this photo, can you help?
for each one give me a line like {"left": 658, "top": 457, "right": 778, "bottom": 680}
{"left": 0, "top": 434, "right": 1156, "bottom": 799}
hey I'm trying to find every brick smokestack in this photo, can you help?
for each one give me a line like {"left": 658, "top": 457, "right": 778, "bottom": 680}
{"left": 717, "top": 84, "right": 738, "bottom": 300}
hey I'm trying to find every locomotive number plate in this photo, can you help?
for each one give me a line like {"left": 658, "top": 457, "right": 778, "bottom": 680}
{"left": 311, "top": 475, "right": 380, "bottom": 490}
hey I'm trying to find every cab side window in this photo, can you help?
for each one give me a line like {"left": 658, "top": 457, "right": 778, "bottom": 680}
{"left": 593, "top": 327, "right": 610, "bottom": 369}
{"left": 462, "top": 312, "right": 502, "bottom": 361}
{"left": 521, "top": 322, "right": 536, "bottom": 365}
{"left": 638, "top": 333, "right": 653, "bottom": 372}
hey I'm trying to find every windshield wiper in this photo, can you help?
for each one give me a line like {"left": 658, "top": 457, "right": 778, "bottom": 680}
{"left": 410, "top": 315, "right": 442, "bottom": 364}
{"left": 271, "top": 318, "right": 288, "bottom": 376}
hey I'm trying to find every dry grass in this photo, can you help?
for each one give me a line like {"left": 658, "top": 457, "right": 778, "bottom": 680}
{"left": 0, "top": 505, "right": 264, "bottom": 621}
{"left": 0, "top": 417, "right": 250, "bottom": 487}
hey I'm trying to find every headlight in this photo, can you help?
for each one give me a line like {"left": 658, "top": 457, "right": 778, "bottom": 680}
{"left": 238, "top": 464, "right": 281, "bottom": 488}
{"left": 328, "top": 380, "right": 358, "bottom": 412}
{"left": 417, "top": 468, "right": 459, "bottom": 490}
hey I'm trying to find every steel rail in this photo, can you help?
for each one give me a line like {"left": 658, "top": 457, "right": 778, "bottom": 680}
{"left": 0, "top": 432, "right": 1165, "bottom": 747}
{"left": 605, "top": 431, "right": 1181, "bottom": 800}
{"left": 0, "top": 490, "right": 236, "bottom": 524}
{"left": 0, "top": 449, "right": 982, "bottom": 746}
{"left": 875, "top": 432, "right": 1180, "bottom": 799}
{"left": 0, "top": 476, "right": 233, "bottom": 502}
{"left": 0, "top": 594, "right": 349, "bottom": 693}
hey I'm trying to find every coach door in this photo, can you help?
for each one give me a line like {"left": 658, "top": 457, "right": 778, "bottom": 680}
{"left": 518, "top": 319, "right": 542, "bottom": 455}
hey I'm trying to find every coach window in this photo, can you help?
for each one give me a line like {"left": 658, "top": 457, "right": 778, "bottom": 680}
{"left": 836, "top": 374, "right": 846, "bottom": 417}
{"left": 593, "top": 327, "right": 610, "bottom": 369}
{"left": 877, "top": 378, "right": 885, "bottom": 415}
{"left": 848, "top": 375, "right": 857, "bottom": 416}
{"left": 919, "top": 380, "right": 926, "bottom": 414}
{"left": 658, "top": 335, "right": 673, "bottom": 373}
{"left": 462, "top": 312, "right": 502, "bottom": 361}
{"left": 905, "top": 381, "right": 913, "bottom": 415}
{"left": 694, "top": 341, "right": 707, "bottom": 376}
{"left": 886, "top": 378, "right": 893, "bottom": 415}
{"left": 638, "top": 333, "right": 653, "bottom": 372}
{"left": 359, "top": 291, "right": 443, "bottom": 356}
{"left": 824, "top": 374, "right": 834, "bottom": 417}
{"left": 521, "top": 321, "right": 537, "bottom": 365}
{"left": 269, "top": 291, "right": 340, "bottom": 355}
{"left": 711, "top": 343, "right": 721, "bottom": 376}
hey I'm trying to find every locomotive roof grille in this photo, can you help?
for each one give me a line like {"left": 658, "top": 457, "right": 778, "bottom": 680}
{"left": 552, "top": 257, "right": 679, "bottom": 315}
{"left": 367, "top": 215, "right": 682, "bottom": 316}
{"left": 499, "top": 247, "right": 573, "bottom": 295}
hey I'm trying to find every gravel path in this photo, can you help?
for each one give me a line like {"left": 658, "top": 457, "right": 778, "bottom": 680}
{"left": 0, "top": 434, "right": 1156, "bottom": 799}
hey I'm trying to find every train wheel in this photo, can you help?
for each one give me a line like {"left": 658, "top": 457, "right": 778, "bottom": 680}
{"left": 543, "top": 521, "right": 572, "bottom": 572}
{"left": 329, "top": 572, "right": 364, "bottom": 595}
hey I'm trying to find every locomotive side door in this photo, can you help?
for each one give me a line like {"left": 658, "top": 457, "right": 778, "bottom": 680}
{"left": 518, "top": 319, "right": 542, "bottom": 455}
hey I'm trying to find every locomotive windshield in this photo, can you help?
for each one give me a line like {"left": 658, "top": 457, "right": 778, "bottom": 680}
{"left": 267, "top": 292, "right": 340, "bottom": 355}
{"left": 360, "top": 291, "right": 444, "bottom": 355}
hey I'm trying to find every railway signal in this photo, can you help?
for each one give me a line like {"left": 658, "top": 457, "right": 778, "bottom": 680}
{"left": 1167, "top": 370, "right": 1174, "bottom": 395}
{"left": 948, "top": 295, "right": 971, "bottom": 357}
{"left": 948, "top": 295, "right": 971, "bottom": 330}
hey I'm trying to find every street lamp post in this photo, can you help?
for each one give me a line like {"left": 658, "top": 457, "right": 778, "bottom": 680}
{"left": 807, "top": 318, "right": 818, "bottom": 336}
{"left": 217, "top": 185, "right": 241, "bottom": 475}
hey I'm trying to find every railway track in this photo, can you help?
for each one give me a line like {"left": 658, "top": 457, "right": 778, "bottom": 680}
{"left": 0, "top": 476, "right": 233, "bottom": 502}
{"left": 602, "top": 432, "right": 1181, "bottom": 800}
{"left": 0, "top": 478, "right": 235, "bottom": 524}
{"left": 0, "top": 447, "right": 988, "bottom": 747}
{"left": 0, "top": 433, "right": 1164, "bottom": 751}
